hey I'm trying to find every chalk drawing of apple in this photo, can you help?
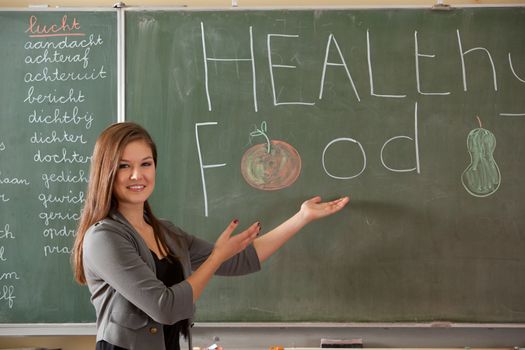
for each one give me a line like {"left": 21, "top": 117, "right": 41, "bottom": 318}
{"left": 241, "top": 121, "right": 301, "bottom": 191}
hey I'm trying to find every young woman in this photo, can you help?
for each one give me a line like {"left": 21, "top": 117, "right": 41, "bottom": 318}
{"left": 72, "top": 122, "right": 349, "bottom": 350}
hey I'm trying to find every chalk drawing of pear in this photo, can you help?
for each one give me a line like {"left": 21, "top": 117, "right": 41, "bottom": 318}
{"left": 461, "top": 116, "right": 501, "bottom": 197}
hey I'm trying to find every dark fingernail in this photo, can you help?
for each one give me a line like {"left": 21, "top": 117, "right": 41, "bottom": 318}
{"left": 233, "top": 219, "right": 239, "bottom": 224}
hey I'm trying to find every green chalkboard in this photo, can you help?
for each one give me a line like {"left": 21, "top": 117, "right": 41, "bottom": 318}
{"left": 0, "top": 10, "right": 117, "bottom": 323}
{"left": 126, "top": 8, "right": 525, "bottom": 323}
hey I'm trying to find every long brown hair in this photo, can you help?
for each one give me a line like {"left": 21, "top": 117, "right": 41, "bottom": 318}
{"left": 72, "top": 122, "right": 175, "bottom": 285}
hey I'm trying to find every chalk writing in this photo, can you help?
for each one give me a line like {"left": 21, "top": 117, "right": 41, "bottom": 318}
{"left": 414, "top": 31, "right": 450, "bottom": 96}
{"left": 0, "top": 271, "right": 20, "bottom": 281}
{"left": 28, "top": 107, "right": 94, "bottom": 129}
{"left": 24, "top": 65, "right": 107, "bottom": 83}
{"left": 24, "top": 47, "right": 92, "bottom": 68}
{"left": 322, "top": 137, "right": 367, "bottom": 180}
{"left": 380, "top": 102, "right": 421, "bottom": 173}
{"left": 38, "top": 211, "right": 81, "bottom": 226}
{"left": 41, "top": 169, "right": 88, "bottom": 189}
{"left": 42, "top": 225, "right": 76, "bottom": 240}
{"left": 198, "top": 22, "right": 523, "bottom": 115}
{"left": 44, "top": 244, "right": 72, "bottom": 257}
{"left": 0, "top": 172, "right": 30, "bottom": 186}
{"left": 24, "top": 86, "right": 86, "bottom": 104}
{"left": 457, "top": 29, "right": 498, "bottom": 92}
{"left": 38, "top": 190, "right": 85, "bottom": 208}
{"left": 0, "top": 224, "right": 13, "bottom": 263}
{"left": 200, "top": 22, "right": 258, "bottom": 112}
{"left": 30, "top": 130, "right": 87, "bottom": 144}
{"left": 0, "top": 10, "right": 112, "bottom": 320}
{"left": 367, "top": 29, "right": 406, "bottom": 98}
{"left": 267, "top": 33, "right": 315, "bottom": 106}
{"left": 24, "top": 33, "right": 103, "bottom": 50}
{"left": 0, "top": 285, "right": 15, "bottom": 309}
{"left": 25, "top": 15, "right": 82, "bottom": 37}
{"left": 499, "top": 53, "right": 525, "bottom": 117}
{"left": 33, "top": 148, "right": 91, "bottom": 164}
{"left": 195, "top": 122, "right": 227, "bottom": 217}
{"left": 319, "top": 33, "right": 360, "bottom": 102}
{"left": 0, "top": 224, "right": 14, "bottom": 240}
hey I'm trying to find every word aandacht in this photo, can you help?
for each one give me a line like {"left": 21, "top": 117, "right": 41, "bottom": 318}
{"left": 24, "top": 33, "right": 103, "bottom": 50}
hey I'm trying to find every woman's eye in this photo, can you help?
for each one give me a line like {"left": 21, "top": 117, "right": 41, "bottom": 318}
{"left": 118, "top": 163, "right": 129, "bottom": 169}
{"left": 142, "top": 162, "right": 153, "bottom": 167}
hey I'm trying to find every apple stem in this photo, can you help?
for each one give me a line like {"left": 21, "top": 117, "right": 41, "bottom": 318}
{"left": 476, "top": 115, "right": 483, "bottom": 128}
{"left": 250, "top": 121, "right": 271, "bottom": 153}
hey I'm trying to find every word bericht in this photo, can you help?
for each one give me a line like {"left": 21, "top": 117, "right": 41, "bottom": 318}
{"left": 24, "top": 86, "right": 85, "bottom": 105}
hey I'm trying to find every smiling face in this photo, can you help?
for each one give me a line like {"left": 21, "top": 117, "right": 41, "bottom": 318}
{"left": 112, "top": 139, "right": 156, "bottom": 211}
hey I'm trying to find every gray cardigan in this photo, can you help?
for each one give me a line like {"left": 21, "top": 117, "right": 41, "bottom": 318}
{"left": 82, "top": 210, "right": 261, "bottom": 350}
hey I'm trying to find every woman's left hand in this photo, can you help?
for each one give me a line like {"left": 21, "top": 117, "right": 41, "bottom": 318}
{"left": 299, "top": 196, "right": 350, "bottom": 223}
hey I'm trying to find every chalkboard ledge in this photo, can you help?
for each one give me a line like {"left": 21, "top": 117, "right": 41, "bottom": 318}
{"left": 2, "top": 322, "right": 524, "bottom": 336}
{"left": 194, "top": 322, "right": 525, "bottom": 329}
{"left": 0, "top": 323, "right": 96, "bottom": 336}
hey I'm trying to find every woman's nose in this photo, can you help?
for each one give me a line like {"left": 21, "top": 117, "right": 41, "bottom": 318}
{"left": 130, "top": 167, "right": 142, "bottom": 180}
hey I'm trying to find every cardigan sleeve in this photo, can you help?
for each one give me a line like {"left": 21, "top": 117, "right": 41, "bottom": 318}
{"left": 163, "top": 221, "right": 262, "bottom": 276}
{"left": 83, "top": 221, "right": 195, "bottom": 325}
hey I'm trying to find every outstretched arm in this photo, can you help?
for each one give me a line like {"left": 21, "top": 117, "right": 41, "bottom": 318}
{"left": 187, "top": 220, "right": 260, "bottom": 302}
{"left": 253, "top": 196, "right": 349, "bottom": 263}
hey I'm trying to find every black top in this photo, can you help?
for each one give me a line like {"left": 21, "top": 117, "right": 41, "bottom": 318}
{"left": 96, "top": 251, "right": 188, "bottom": 350}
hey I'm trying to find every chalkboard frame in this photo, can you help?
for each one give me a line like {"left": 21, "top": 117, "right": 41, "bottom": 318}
{"left": 2, "top": 3, "right": 525, "bottom": 336}
{"left": 0, "top": 6, "right": 118, "bottom": 332}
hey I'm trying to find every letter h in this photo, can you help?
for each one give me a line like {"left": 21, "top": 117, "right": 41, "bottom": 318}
{"left": 200, "top": 22, "right": 258, "bottom": 112}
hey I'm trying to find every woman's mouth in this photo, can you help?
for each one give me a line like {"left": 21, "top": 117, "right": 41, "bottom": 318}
{"left": 127, "top": 185, "right": 145, "bottom": 192}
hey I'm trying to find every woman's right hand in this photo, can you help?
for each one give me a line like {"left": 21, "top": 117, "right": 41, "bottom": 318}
{"left": 211, "top": 220, "right": 261, "bottom": 263}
